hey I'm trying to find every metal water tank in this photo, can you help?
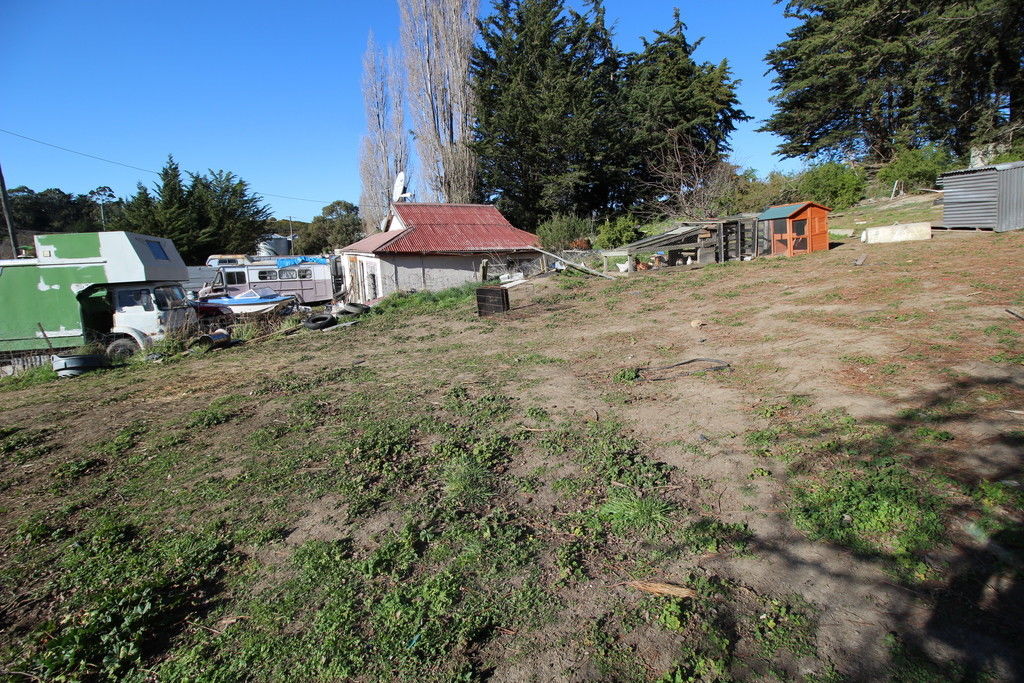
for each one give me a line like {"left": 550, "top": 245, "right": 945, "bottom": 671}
{"left": 256, "top": 234, "right": 292, "bottom": 256}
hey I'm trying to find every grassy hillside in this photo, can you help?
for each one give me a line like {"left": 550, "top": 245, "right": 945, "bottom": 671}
{"left": 828, "top": 192, "right": 943, "bottom": 233}
{"left": 1, "top": 230, "right": 1023, "bottom": 680}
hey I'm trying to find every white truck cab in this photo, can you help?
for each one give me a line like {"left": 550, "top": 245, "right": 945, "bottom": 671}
{"left": 0, "top": 232, "right": 199, "bottom": 356}
{"left": 107, "top": 282, "right": 196, "bottom": 354}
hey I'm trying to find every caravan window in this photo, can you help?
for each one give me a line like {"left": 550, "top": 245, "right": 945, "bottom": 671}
{"left": 279, "top": 269, "right": 298, "bottom": 280}
{"left": 257, "top": 270, "right": 279, "bottom": 281}
{"left": 146, "top": 240, "right": 170, "bottom": 261}
{"left": 297, "top": 268, "right": 312, "bottom": 279}
{"left": 225, "top": 271, "right": 246, "bottom": 285}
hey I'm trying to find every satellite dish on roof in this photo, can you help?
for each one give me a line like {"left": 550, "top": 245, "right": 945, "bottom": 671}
{"left": 391, "top": 172, "right": 409, "bottom": 203}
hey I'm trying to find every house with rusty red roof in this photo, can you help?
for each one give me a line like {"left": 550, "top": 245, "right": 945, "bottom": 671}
{"left": 337, "top": 203, "right": 540, "bottom": 303}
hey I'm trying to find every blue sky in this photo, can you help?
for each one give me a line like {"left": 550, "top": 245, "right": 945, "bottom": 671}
{"left": 3, "top": 1, "right": 800, "bottom": 221}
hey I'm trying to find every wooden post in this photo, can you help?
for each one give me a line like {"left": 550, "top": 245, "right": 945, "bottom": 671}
{"left": 0, "top": 162, "right": 17, "bottom": 258}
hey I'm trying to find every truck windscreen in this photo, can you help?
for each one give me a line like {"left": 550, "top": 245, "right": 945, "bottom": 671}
{"left": 154, "top": 285, "right": 187, "bottom": 310}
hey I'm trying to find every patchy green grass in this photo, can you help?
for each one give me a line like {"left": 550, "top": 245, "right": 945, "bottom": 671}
{"left": 0, "top": 364, "right": 58, "bottom": 392}
{"left": 373, "top": 281, "right": 482, "bottom": 316}
{"left": 677, "top": 517, "right": 752, "bottom": 554}
{"left": 791, "top": 464, "right": 946, "bottom": 576}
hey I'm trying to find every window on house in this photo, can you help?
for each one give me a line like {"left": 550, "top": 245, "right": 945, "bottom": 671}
{"left": 257, "top": 270, "right": 278, "bottom": 281}
{"left": 225, "top": 271, "right": 246, "bottom": 285}
{"left": 279, "top": 269, "right": 298, "bottom": 280}
{"left": 297, "top": 268, "right": 312, "bottom": 279}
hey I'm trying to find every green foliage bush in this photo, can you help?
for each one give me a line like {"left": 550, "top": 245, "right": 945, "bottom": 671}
{"left": 796, "top": 162, "right": 866, "bottom": 210}
{"left": 727, "top": 169, "right": 802, "bottom": 213}
{"left": 877, "top": 145, "right": 955, "bottom": 190}
{"left": 536, "top": 214, "right": 590, "bottom": 250}
{"left": 594, "top": 216, "right": 642, "bottom": 249}
{"left": 992, "top": 139, "right": 1024, "bottom": 164}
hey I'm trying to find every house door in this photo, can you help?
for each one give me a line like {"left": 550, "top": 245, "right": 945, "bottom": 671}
{"left": 790, "top": 219, "right": 808, "bottom": 255}
{"left": 771, "top": 219, "right": 790, "bottom": 256}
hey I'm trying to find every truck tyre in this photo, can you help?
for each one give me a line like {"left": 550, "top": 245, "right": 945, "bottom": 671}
{"left": 303, "top": 314, "right": 337, "bottom": 330}
{"left": 342, "top": 302, "right": 370, "bottom": 315}
{"left": 106, "top": 337, "right": 140, "bottom": 360}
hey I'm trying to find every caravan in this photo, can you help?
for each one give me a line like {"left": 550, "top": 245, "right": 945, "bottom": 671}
{"left": 201, "top": 256, "right": 343, "bottom": 304}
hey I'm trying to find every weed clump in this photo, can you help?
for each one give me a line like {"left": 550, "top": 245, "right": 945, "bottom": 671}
{"left": 613, "top": 367, "right": 641, "bottom": 383}
{"left": 599, "top": 493, "right": 674, "bottom": 536}
{"left": 373, "top": 282, "right": 481, "bottom": 316}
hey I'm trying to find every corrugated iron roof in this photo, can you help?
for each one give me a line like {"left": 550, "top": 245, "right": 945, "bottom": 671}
{"left": 339, "top": 230, "right": 402, "bottom": 254}
{"left": 340, "top": 203, "right": 539, "bottom": 254}
{"left": 939, "top": 160, "right": 1024, "bottom": 176}
{"left": 757, "top": 202, "right": 831, "bottom": 220}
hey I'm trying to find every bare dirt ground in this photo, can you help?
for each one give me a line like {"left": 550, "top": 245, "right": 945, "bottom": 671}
{"left": 484, "top": 231, "right": 1024, "bottom": 678}
{"left": 2, "top": 228, "right": 1022, "bottom": 680}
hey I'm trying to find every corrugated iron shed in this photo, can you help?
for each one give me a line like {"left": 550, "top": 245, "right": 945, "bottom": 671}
{"left": 938, "top": 161, "right": 1024, "bottom": 232}
{"left": 340, "top": 203, "right": 539, "bottom": 254}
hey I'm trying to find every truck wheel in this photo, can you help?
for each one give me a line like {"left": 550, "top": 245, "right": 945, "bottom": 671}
{"left": 106, "top": 337, "right": 140, "bottom": 360}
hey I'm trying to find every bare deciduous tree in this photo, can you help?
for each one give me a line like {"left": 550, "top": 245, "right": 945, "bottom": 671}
{"left": 399, "top": 0, "right": 478, "bottom": 203}
{"left": 642, "top": 131, "right": 738, "bottom": 221}
{"left": 359, "top": 34, "right": 409, "bottom": 234}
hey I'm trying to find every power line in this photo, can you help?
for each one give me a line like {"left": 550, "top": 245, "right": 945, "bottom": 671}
{"left": 0, "top": 127, "right": 158, "bottom": 174}
{"left": 0, "top": 127, "right": 334, "bottom": 204}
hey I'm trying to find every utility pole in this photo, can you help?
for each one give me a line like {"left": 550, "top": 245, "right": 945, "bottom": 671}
{"left": 0, "top": 161, "right": 17, "bottom": 258}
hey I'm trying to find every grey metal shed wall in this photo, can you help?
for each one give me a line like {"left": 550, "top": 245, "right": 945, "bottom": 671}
{"left": 939, "top": 169, "right": 999, "bottom": 228}
{"left": 997, "top": 165, "right": 1024, "bottom": 232}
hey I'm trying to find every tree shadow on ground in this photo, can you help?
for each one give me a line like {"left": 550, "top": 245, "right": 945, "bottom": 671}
{"left": 747, "top": 368, "right": 1024, "bottom": 678}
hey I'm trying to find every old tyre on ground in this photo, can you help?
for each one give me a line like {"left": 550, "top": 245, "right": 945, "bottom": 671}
{"left": 52, "top": 354, "right": 110, "bottom": 378}
{"left": 105, "top": 337, "right": 140, "bottom": 361}
{"left": 303, "top": 314, "right": 338, "bottom": 330}
{"left": 341, "top": 302, "right": 370, "bottom": 315}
